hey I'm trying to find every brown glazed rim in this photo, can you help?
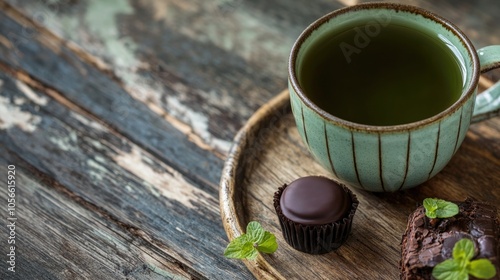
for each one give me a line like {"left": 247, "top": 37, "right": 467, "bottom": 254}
{"left": 288, "top": 2, "right": 480, "bottom": 132}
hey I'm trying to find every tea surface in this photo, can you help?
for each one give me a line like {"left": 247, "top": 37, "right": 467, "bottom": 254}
{"left": 298, "top": 23, "right": 463, "bottom": 126}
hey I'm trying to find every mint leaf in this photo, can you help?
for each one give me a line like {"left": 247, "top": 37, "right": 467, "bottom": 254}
{"left": 224, "top": 234, "right": 259, "bottom": 260}
{"left": 224, "top": 221, "right": 277, "bottom": 260}
{"left": 433, "top": 238, "right": 497, "bottom": 280}
{"left": 246, "top": 221, "right": 265, "bottom": 243}
{"left": 453, "top": 239, "right": 475, "bottom": 261}
{"left": 224, "top": 235, "right": 251, "bottom": 259}
{"left": 468, "top": 259, "right": 497, "bottom": 279}
{"left": 257, "top": 231, "right": 278, "bottom": 254}
{"left": 423, "top": 198, "right": 439, "bottom": 219}
{"left": 435, "top": 199, "right": 459, "bottom": 218}
{"left": 423, "top": 198, "right": 458, "bottom": 219}
{"left": 241, "top": 241, "right": 259, "bottom": 260}
{"left": 432, "top": 259, "right": 467, "bottom": 280}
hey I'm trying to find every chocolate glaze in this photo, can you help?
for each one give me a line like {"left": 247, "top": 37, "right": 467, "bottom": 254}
{"left": 273, "top": 176, "right": 358, "bottom": 254}
{"left": 400, "top": 198, "right": 500, "bottom": 280}
{"left": 279, "top": 176, "right": 351, "bottom": 225}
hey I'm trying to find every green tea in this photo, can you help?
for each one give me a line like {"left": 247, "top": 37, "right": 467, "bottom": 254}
{"left": 298, "top": 23, "right": 463, "bottom": 126}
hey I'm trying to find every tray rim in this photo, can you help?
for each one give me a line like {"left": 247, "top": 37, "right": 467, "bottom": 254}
{"left": 219, "top": 90, "right": 289, "bottom": 280}
{"left": 219, "top": 88, "right": 500, "bottom": 279}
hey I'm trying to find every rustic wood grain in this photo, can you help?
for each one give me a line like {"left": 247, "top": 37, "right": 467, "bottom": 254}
{"left": 0, "top": 150, "right": 198, "bottom": 280}
{"left": 1, "top": 0, "right": 289, "bottom": 153}
{"left": 0, "top": 72, "right": 252, "bottom": 279}
{"left": 0, "top": 0, "right": 499, "bottom": 279}
{"left": 5, "top": 0, "right": 500, "bottom": 152}
{"left": 0, "top": 4, "right": 224, "bottom": 188}
{"left": 220, "top": 90, "right": 499, "bottom": 279}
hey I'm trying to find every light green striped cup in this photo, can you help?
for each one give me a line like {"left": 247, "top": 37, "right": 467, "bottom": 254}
{"left": 289, "top": 3, "right": 500, "bottom": 192}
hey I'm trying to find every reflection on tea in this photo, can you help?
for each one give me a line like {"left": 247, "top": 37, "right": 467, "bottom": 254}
{"left": 299, "top": 23, "right": 463, "bottom": 126}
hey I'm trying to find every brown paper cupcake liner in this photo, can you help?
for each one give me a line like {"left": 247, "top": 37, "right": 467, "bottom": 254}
{"left": 273, "top": 183, "right": 358, "bottom": 254}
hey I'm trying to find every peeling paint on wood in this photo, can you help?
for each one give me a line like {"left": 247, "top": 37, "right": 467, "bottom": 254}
{"left": 48, "top": 130, "right": 78, "bottom": 152}
{"left": 15, "top": 79, "right": 48, "bottom": 105}
{"left": 70, "top": 111, "right": 106, "bottom": 132}
{"left": 0, "top": 71, "right": 249, "bottom": 279}
{"left": 0, "top": 87, "right": 42, "bottom": 132}
{"left": 0, "top": 8, "right": 224, "bottom": 187}
{"left": 0, "top": 160, "right": 198, "bottom": 280}
{"left": 165, "top": 95, "right": 232, "bottom": 154}
{"left": 114, "top": 146, "right": 218, "bottom": 210}
{"left": 83, "top": 0, "right": 138, "bottom": 69}
{"left": 1, "top": 0, "right": 499, "bottom": 279}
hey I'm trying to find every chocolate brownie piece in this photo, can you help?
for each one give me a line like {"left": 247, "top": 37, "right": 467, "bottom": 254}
{"left": 400, "top": 198, "right": 500, "bottom": 280}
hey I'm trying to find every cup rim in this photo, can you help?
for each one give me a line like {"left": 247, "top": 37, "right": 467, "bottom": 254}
{"left": 288, "top": 2, "right": 480, "bottom": 132}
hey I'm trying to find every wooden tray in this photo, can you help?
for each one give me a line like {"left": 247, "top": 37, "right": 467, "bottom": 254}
{"left": 219, "top": 90, "right": 500, "bottom": 279}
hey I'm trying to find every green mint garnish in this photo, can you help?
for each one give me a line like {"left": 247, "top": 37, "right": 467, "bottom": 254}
{"left": 423, "top": 198, "right": 459, "bottom": 219}
{"left": 432, "top": 238, "right": 497, "bottom": 280}
{"left": 224, "top": 221, "right": 278, "bottom": 260}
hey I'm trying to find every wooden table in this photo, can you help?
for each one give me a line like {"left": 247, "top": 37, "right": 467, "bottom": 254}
{"left": 0, "top": 0, "right": 498, "bottom": 279}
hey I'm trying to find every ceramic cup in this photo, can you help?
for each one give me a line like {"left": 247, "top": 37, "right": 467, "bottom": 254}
{"left": 289, "top": 3, "right": 500, "bottom": 192}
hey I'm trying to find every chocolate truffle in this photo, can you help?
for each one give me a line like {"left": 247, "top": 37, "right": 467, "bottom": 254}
{"left": 400, "top": 198, "right": 500, "bottom": 280}
{"left": 274, "top": 176, "right": 358, "bottom": 254}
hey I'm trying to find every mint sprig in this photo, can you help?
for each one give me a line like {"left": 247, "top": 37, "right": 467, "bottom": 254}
{"left": 423, "top": 198, "right": 459, "bottom": 219}
{"left": 224, "top": 221, "right": 278, "bottom": 260}
{"left": 432, "top": 238, "right": 497, "bottom": 280}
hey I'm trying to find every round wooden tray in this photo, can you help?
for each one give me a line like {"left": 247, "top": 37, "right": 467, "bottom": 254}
{"left": 219, "top": 90, "right": 500, "bottom": 279}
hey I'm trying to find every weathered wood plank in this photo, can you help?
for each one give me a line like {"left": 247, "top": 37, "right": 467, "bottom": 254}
{"left": 0, "top": 4, "right": 223, "bottom": 189}
{"left": 1, "top": 0, "right": 292, "bottom": 148}
{"left": 1, "top": 0, "right": 499, "bottom": 279}
{"left": 1, "top": 0, "right": 498, "bottom": 177}
{"left": 4, "top": 0, "right": 500, "bottom": 149}
{"left": 0, "top": 150, "right": 197, "bottom": 280}
{"left": 0, "top": 72, "right": 252, "bottom": 279}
